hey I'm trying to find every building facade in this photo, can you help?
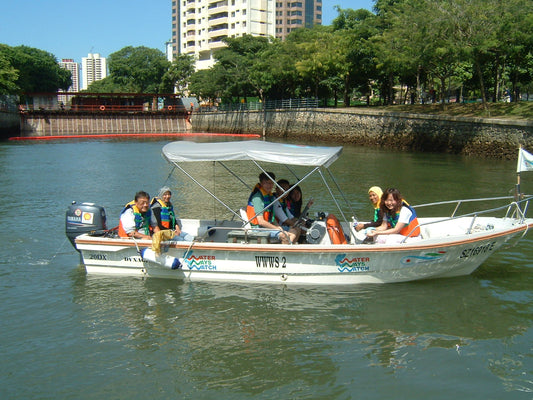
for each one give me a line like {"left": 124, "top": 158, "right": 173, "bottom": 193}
{"left": 58, "top": 59, "right": 80, "bottom": 105}
{"left": 172, "top": 0, "right": 321, "bottom": 70}
{"left": 81, "top": 53, "right": 107, "bottom": 90}
{"left": 275, "top": 0, "right": 322, "bottom": 40}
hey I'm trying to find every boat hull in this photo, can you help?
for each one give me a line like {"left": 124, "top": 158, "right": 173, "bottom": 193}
{"left": 75, "top": 221, "right": 529, "bottom": 284}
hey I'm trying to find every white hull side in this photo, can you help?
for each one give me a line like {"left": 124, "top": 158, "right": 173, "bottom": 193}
{"left": 76, "top": 222, "right": 526, "bottom": 285}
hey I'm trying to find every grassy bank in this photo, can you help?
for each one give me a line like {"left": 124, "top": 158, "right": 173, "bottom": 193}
{"left": 366, "top": 102, "right": 533, "bottom": 121}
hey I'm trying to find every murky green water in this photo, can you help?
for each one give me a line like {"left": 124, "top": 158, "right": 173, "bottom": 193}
{"left": 1, "top": 137, "right": 532, "bottom": 399}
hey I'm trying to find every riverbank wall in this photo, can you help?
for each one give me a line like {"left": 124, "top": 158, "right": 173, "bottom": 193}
{"left": 0, "top": 111, "right": 20, "bottom": 139}
{"left": 192, "top": 108, "right": 533, "bottom": 158}
{"left": 18, "top": 113, "right": 190, "bottom": 136}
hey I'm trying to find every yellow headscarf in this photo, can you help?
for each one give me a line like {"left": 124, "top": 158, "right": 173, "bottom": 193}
{"left": 368, "top": 186, "right": 383, "bottom": 208}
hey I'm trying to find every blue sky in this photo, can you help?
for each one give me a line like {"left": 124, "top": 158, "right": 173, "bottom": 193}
{"left": 1, "top": 0, "right": 374, "bottom": 63}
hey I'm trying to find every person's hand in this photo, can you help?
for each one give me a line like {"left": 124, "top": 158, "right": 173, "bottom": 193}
{"left": 355, "top": 222, "right": 365, "bottom": 231}
{"left": 366, "top": 230, "right": 377, "bottom": 238}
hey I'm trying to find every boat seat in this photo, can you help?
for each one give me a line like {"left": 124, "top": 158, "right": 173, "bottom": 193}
{"left": 227, "top": 230, "right": 280, "bottom": 244}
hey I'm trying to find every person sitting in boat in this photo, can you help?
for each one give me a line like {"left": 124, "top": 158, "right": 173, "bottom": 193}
{"left": 273, "top": 179, "right": 299, "bottom": 228}
{"left": 118, "top": 191, "right": 160, "bottom": 239}
{"left": 287, "top": 184, "right": 303, "bottom": 218}
{"left": 247, "top": 172, "right": 298, "bottom": 244}
{"left": 366, "top": 188, "right": 421, "bottom": 244}
{"left": 355, "top": 186, "right": 384, "bottom": 232}
{"left": 150, "top": 186, "right": 194, "bottom": 241}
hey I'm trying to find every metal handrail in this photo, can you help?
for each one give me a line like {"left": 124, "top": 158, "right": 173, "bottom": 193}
{"left": 400, "top": 196, "right": 533, "bottom": 243}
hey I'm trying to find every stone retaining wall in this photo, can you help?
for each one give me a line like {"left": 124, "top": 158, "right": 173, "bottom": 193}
{"left": 192, "top": 108, "right": 533, "bottom": 158}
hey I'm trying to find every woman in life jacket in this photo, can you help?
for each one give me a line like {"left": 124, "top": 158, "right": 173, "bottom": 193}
{"left": 151, "top": 187, "right": 194, "bottom": 241}
{"left": 354, "top": 186, "right": 384, "bottom": 232}
{"left": 366, "top": 188, "right": 421, "bottom": 244}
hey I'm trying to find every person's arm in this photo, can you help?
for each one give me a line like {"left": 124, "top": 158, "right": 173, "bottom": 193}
{"left": 367, "top": 208, "right": 409, "bottom": 237}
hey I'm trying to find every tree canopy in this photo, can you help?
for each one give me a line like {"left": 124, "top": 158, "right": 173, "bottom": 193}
{"left": 0, "top": 44, "right": 71, "bottom": 94}
{"left": 87, "top": 46, "right": 171, "bottom": 93}
{"left": 0, "top": 0, "right": 531, "bottom": 105}
{"left": 188, "top": 0, "right": 533, "bottom": 105}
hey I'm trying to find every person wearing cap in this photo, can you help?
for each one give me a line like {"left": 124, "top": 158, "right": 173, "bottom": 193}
{"left": 151, "top": 187, "right": 194, "bottom": 241}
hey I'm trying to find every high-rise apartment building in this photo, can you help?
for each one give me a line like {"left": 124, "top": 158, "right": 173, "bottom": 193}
{"left": 275, "top": 0, "right": 322, "bottom": 40}
{"left": 172, "top": 0, "right": 321, "bottom": 70}
{"left": 175, "top": 0, "right": 309, "bottom": 70}
{"left": 58, "top": 58, "right": 80, "bottom": 105}
{"left": 59, "top": 59, "right": 80, "bottom": 92}
{"left": 81, "top": 53, "right": 107, "bottom": 90}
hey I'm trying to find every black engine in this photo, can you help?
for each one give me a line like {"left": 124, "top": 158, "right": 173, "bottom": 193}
{"left": 65, "top": 202, "right": 107, "bottom": 250}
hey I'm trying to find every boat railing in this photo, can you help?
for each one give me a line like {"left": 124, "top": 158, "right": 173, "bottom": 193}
{"left": 402, "top": 195, "right": 533, "bottom": 242}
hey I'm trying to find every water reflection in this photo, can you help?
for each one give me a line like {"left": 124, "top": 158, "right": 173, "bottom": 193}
{"left": 71, "top": 270, "right": 531, "bottom": 394}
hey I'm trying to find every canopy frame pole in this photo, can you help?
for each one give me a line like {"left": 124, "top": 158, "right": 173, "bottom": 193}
{"left": 169, "top": 161, "right": 242, "bottom": 221}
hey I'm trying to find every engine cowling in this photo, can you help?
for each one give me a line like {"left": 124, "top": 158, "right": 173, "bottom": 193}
{"left": 66, "top": 202, "right": 107, "bottom": 250}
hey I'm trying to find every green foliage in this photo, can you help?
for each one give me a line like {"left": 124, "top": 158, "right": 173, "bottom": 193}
{"left": 0, "top": 44, "right": 71, "bottom": 94}
{"left": 0, "top": 50, "right": 18, "bottom": 94}
{"left": 160, "top": 54, "right": 196, "bottom": 94}
{"left": 88, "top": 46, "right": 170, "bottom": 93}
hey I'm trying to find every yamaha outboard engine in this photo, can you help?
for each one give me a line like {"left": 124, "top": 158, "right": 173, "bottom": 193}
{"left": 66, "top": 202, "right": 107, "bottom": 250}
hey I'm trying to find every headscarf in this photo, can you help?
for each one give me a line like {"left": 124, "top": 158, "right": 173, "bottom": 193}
{"left": 368, "top": 186, "right": 383, "bottom": 208}
{"left": 157, "top": 186, "right": 172, "bottom": 199}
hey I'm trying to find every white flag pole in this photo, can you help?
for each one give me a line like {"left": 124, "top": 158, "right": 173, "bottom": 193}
{"left": 517, "top": 145, "right": 522, "bottom": 200}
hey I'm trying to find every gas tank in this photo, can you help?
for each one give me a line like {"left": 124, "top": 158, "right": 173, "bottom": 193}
{"left": 65, "top": 202, "right": 107, "bottom": 250}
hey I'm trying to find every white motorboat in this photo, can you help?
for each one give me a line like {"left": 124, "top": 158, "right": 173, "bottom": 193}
{"left": 66, "top": 141, "right": 533, "bottom": 285}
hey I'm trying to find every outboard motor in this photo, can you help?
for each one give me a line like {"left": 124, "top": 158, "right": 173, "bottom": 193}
{"left": 306, "top": 220, "right": 327, "bottom": 244}
{"left": 66, "top": 202, "right": 107, "bottom": 250}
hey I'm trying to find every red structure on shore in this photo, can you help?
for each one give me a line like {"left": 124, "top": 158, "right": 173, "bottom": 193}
{"left": 19, "top": 92, "right": 196, "bottom": 115}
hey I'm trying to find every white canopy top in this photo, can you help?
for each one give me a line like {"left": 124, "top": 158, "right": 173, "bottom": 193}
{"left": 162, "top": 140, "right": 343, "bottom": 167}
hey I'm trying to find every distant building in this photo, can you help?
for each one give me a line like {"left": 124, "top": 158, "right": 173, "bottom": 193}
{"left": 275, "top": 0, "right": 322, "bottom": 40}
{"left": 81, "top": 53, "right": 107, "bottom": 90}
{"left": 171, "top": 0, "right": 273, "bottom": 70}
{"left": 58, "top": 59, "right": 80, "bottom": 105}
{"left": 171, "top": 0, "right": 321, "bottom": 71}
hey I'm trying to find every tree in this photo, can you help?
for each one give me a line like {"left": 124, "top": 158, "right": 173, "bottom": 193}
{"left": 160, "top": 54, "right": 196, "bottom": 94}
{"left": 0, "top": 44, "right": 71, "bottom": 93}
{"left": 189, "top": 68, "right": 223, "bottom": 104}
{"left": 0, "top": 50, "right": 19, "bottom": 94}
{"left": 213, "top": 35, "right": 272, "bottom": 101}
{"left": 332, "top": 8, "right": 379, "bottom": 105}
{"left": 89, "top": 46, "right": 170, "bottom": 93}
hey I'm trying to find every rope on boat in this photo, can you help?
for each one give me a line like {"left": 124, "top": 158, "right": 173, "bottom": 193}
{"left": 48, "top": 237, "right": 70, "bottom": 264}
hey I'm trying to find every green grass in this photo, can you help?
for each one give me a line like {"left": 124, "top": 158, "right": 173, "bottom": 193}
{"left": 366, "top": 102, "right": 533, "bottom": 120}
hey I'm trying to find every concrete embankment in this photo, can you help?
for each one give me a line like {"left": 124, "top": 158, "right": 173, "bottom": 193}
{"left": 192, "top": 108, "right": 533, "bottom": 158}
{"left": 18, "top": 113, "right": 190, "bottom": 136}
{"left": 0, "top": 111, "right": 20, "bottom": 139}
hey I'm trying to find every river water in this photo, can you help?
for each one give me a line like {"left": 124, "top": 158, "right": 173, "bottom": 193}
{"left": 1, "top": 136, "right": 532, "bottom": 399}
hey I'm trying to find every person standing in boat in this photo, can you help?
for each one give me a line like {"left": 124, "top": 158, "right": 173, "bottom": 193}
{"left": 355, "top": 186, "right": 384, "bottom": 232}
{"left": 118, "top": 191, "right": 160, "bottom": 239}
{"left": 366, "top": 188, "right": 421, "bottom": 244}
{"left": 247, "top": 172, "right": 298, "bottom": 244}
{"left": 151, "top": 187, "right": 194, "bottom": 241}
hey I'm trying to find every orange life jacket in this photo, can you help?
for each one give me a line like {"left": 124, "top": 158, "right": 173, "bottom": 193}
{"left": 246, "top": 184, "right": 275, "bottom": 226}
{"left": 387, "top": 202, "right": 421, "bottom": 237}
